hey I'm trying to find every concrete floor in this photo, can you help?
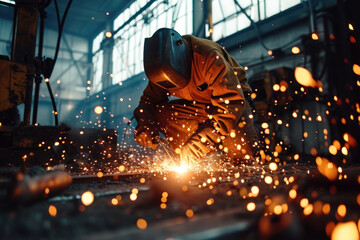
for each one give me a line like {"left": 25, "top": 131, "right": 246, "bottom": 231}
{"left": 0, "top": 161, "right": 359, "bottom": 240}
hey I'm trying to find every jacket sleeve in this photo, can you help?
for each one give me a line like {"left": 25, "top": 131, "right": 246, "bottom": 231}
{"left": 201, "top": 49, "right": 246, "bottom": 136}
{"left": 133, "top": 81, "right": 168, "bottom": 126}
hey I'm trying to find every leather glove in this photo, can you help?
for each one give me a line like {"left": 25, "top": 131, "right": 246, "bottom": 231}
{"left": 180, "top": 125, "right": 222, "bottom": 166}
{"left": 134, "top": 124, "right": 159, "bottom": 149}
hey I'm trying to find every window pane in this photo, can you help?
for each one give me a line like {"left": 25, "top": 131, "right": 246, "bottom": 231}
{"left": 220, "top": 0, "right": 236, "bottom": 18}
{"left": 158, "top": 12, "right": 167, "bottom": 29}
{"left": 111, "top": 0, "right": 193, "bottom": 86}
{"left": 212, "top": 0, "right": 222, "bottom": 23}
{"left": 174, "top": 16, "right": 186, "bottom": 35}
{"left": 225, "top": 16, "right": 237, "bottom": 36}
{"left": 92, "top": 50, "right": 103, "bottom": 93}
{"left": 213, "top": 24, "right": 223, "bottom": 41}
{"left": 266, "top": 0, "right": 280, "bottom": 18}
{"left": 259, "top": 0, "right": 265, "bottom": 20}
{"left": 280, "top": 0, "right": 301, "bottom": 11}
{"left": 237, "top": 13, "right": 251, "bottom": 31}
{"left": 92, "top": 31, "right": 103, "bottom": 53}
{"left": 241, "top": 0, "right": 252, "bottom": 7}
{"left": 250, "top": 3, "right": 259, "bottom": 22}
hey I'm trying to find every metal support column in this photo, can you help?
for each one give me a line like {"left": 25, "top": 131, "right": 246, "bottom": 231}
{"left": 193, "top": 0, "right": 206, "bottom": 38}
{"left": 101, "top": 22, "right": 114, "bottom": 90}
{"left": 86, "top": 39, "right": 93, "bottom": 99}
{"left": 11, "top": 0, "right": 40, "bottom": 125}
{"left": 205, "top": 0, "right": 213, "bottom": 40}
{"left": 100, "top": 21, "right": 114, "bottom": 125}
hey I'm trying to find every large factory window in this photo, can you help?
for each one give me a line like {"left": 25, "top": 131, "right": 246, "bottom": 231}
{"left": 0, "top": 19, "right": 12, "bottom": 56}
{"left": 91, "top": 31, "right": 104, "bottom": 93}
{"left": 112, "top": 0, "right": 193, "bottom": 85}
{"left": 212, "top": 0, "right": 301, "bottom": 41}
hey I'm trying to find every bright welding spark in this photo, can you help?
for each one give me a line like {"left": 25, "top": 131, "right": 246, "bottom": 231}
{"left": 48, "top": 205, "right": 57, "bottom": 217}
{"left": 291, "top": 46, "right": 300, "bottom": 54}
{"left": 337, "top": 204, "right": 347, "bottom": 217}
{"left": 94, "top": 106, "right": 103, "bottom": 114}
{"left": 132, "top": 188, "right": 139, "bottom": 194}
{"left": 269, "top": 162, "right": 278, "bottom": 171}
{"left": 264, "top": 176, "right": 273, "bottom": 184}
{"left": 331, "top": 222, "right": 359, "bottom": 240}
{"left": 273, "top": 205, "right": 282, "bottom": 215}
{"left": 118, "top": 165, "right": 125, "bottom": 172}
{"left": 81, "top": 191, "right": 94, "bottom": 206}
{"left": 353, "top": 64, "right": 360, "bottom": 76}
{"left": 316, "top": 157, "right": 338, "bottom": 181}
{"left": 251, "top": 186, "right": 259, "bottom": 197}
{"left": 322, "top": 203, "right": 331, "bottom": 215}
{"left": 186, "top": 209, "right": 194, "bottom": 218}
{"left": 247, "top": 202, "right": 256, "bottom": 211}
{"left": 303, "top": 204, "right": 313, "bottom": 216}
{"left": 130, "top": 193, "right": 137, "bottom": 201}
{"left": 348, "top": 23, "right": 354, "bottom": 31}
{"left": 206, "top": 198, "right": 214, "bottom": 205}
{"left": 294, "top": 67, "right": 317, "bottom": 88}
{"left": 111, "top": 198, "right": 118, "bottom": 205}
{"left": 136, "top": 218, "right": 147, "bottom": 230}
{"left": 311, "top": 32, "right": 319, "bottom": 40}
{"left": 289, "top": 189, "right": 297, "bottom": 199}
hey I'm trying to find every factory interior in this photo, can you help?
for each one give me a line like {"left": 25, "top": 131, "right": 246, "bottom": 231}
{"left": 0, "top": 0, "right": 360, "bottom": 239}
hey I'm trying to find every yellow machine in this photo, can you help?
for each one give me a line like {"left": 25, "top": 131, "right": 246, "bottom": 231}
{"left": 0, "top": 0, "right": 39, "bottom": 125}
{"left": 0, "top": 59, "right": 27, "bottom": 113}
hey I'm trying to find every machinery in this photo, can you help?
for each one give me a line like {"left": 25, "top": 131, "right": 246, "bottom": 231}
{"left": 0, "top": 0, "right": 117, "bottom": 170}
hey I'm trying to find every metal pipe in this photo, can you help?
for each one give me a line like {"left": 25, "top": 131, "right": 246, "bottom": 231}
{"left": 9, "top": 171, "right": 72, "bottom": 205}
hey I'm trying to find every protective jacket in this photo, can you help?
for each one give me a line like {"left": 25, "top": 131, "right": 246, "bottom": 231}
{"left": 134, "top": 35, "right": 257, "bottom": 161}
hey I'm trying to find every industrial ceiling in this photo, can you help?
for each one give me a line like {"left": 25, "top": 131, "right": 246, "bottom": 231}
{"left": 0, "top": 0, "right": 134, "bottom": 39}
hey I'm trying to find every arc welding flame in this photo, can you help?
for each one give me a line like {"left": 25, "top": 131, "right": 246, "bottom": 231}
{"left": 173, "top": 162, "right": 189, "bottom": 174}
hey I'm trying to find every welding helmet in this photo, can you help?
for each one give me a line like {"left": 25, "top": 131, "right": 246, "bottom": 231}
{"left": 144, "top": 28, "right": 191, "bottom": 90}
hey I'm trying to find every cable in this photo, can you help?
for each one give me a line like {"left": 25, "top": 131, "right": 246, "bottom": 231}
{"left": 32, "top": 0, "right": 47, "bottom": 124}
{"left": 54, "top": 0, "right": 61, "bottom": 28}
{"left": 53, "top": 0, "right": 73, "bottom": 64}
{"left": 44, "top": 0, "right": 73, "bottom": 126}
{"left": 233, "top": 0, "right": 270, "bottom": 51}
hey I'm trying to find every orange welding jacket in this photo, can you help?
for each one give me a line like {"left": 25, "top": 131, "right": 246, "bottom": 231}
{"left": 135, "top": 35, "right": 252, "bottom": 137}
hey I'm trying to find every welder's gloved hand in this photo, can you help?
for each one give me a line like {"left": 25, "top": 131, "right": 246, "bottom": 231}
{"left": 134, "top": 124, "right": 159, "bottom": 149}
{"left": 180, "top": 126, "right": 222, "bottom": 165}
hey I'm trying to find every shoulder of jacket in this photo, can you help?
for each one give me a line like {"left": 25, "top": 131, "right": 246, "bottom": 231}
{"left": 183, "top": 35, "right": 222, "bottom": 55}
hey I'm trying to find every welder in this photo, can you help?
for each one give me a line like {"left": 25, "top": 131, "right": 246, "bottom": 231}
{"left": 134, "top": 28, "right": 259, "bottom": 165}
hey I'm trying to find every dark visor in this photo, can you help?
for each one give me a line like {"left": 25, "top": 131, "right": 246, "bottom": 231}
{"left": 156, "top": 80, "right": 177, "bottom": 89}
